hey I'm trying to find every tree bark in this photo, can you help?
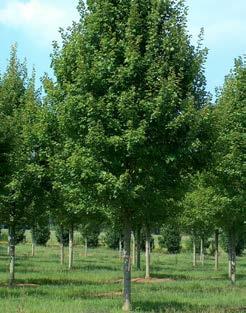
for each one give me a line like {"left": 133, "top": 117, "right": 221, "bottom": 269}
{"left": 136, "top": 228, "right": 141, "bottom": 270}
{"left": 119, "top": 236, "right": 122, "bottom": 259}
{"left": 7, "top": 233, "right": 10, "bottom": 256}
{"left": 60, "top": 242, "right": 65, "bottom": 265}
{"left": 228, "top": 231, "right": 236, "bottom": 284}
{"left": 31, "top": 228, "right": 36, "bottom": 257}
{"left": 145, "top": 228, "right": 151, "bottom": 279}
{"left": 131, "top": 232, "right": 135, "bottom": 266}
{"left": 122, "top": 223, "right": 131, "bottom": 312}
{"left": 9, "top": 225, "right": 15, "bottom": 287}
{"left": 200, "top": 238, "right": 204, "bottom": 266}
{"left": 193, "top": 238, "right": 196, "bottom": 267}
{"left": 68, "top": 225, "right": 74, "bottom": 270}
{"left": 84, "top": 238, "right": 88, "bottom": 257}
{"left": 214, "top": 229, "right": 219, "bottom": 271}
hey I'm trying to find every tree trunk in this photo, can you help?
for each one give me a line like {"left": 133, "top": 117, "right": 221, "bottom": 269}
{"left": 119, "top": 236, "right": 122, "bottom": 259}
{"left": 228, "top": 231, "right": 236, "bottom": 284}
{"left": 200, "top": 238, "right": 204, "bottom": 266}
{"left": 84, "top": 238, "right": 88, "bottom": 257}
{"left": 122, "top": 223, "right": 131, "bottom": 312}
{"left": 9, "top": 225, "right": 15, "bottom": 287}
{"left": 214, "top": 230, "right": 219, "bottom": 271}
{"left": 136, "top": 228, "right": 141, "bottom": 271}
{"left": 131, "top": 232, "right": 135, "bottom": 266}
{"left": 68, "top": 225, "right": 74, "bottom": 270}
{"left": 60, "top": 242, "right": 65, "bottom": 265}
{"left": 145, "top": 229, "right": 151, "bottom": 279}
{"left": 31, "top": 228, "right": 36, "bottom": 257}
{"left": 7, "top": 230, "right": 11, "bottom": 255}
{"left": 193, "top": 239, "right": 196, "bottom": 267}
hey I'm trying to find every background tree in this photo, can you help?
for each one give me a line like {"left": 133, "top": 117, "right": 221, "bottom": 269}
{"left": 211, "top": 57, "right": 246, "bottom": 283}
{"left": 160, "top": 221, "right": 181, "bottom": 254}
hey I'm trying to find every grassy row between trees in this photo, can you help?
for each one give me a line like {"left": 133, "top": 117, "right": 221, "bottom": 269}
{"left": 0, "top": 245, "right": 245, "bottom": 313}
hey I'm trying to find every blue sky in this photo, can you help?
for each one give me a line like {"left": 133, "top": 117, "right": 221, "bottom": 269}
{"left": 0, "top": 0, "right": 245, "bottom": 97}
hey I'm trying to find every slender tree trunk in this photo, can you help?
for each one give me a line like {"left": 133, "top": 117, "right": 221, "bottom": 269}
{"left": 119, "top": 236, "right": 122, "bottom": 259}
{"left": 68, "top": 225, "right": 74, "bottom": 270}
{"left": 136, "top": 228, "right": 141, "bottom": 270}
{"left": 200, "top": 238, "right": 204, "bottom": 266}
{"left": 214, "top": 230, "right": 219, "bottom": 271}
{"left": 9, "top": 225, "right": 15, "bottom": 287}
{"left": 131, "top": 232, "right": 135, "bottom": 266}
{"left": 84, "top": 238, "right": 88, "bottom": 257}
{"left": 228, "top": 231, "right": 236, "bottom": 284}
{"left": 145, "top": 229, "right": 151, "bottom": 279}
{"left": 31, "top": 228, "right": 36, "bottom": 257}
{"left": 7, "top": 237, "right": 10, "bottom": 256}
{"left": 193, "top": 238, "right": 196, "bottom": 267}
{"left": 122, "top": 223, "right": 131, "bottom": 312}
{"left": 60, "top": 242, "right": 65, "bottom": 265}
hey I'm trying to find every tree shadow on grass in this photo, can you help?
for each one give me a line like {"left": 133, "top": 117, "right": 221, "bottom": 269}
{"left": 150, "top": 272, "right": 189, "bottom": 281}
{"left": 16, "top": 277, "right": 108, "bottom": 287}
{"left": 133, "top": 300, "right": 200, "bottom": 313}
{"left": 0, "top": 287, "right": 48, "bottom": 299}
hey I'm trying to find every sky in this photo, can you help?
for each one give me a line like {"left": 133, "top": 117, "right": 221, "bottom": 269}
{"left": 0, "top": 0, "right": 245, "bottom": 97}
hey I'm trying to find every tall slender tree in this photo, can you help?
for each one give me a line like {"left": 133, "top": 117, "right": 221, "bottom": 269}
{"left": 212, "top": 57, "right": 246, "bottom": 284}
{"left": 49, "top": 0, "right": 209, "bottom": 310}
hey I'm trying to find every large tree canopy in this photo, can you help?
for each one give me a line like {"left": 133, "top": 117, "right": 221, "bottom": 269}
{"left": 47, "top": 0, "right": 210, "bottom": 310}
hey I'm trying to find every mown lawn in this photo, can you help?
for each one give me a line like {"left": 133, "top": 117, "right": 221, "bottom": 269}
{"left": 0, "top": 243, "right": 245, "bottom": 313}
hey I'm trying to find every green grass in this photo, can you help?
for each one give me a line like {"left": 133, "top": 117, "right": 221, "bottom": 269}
{"left": 0, "top": 243, "right": 245, "bottom": 313}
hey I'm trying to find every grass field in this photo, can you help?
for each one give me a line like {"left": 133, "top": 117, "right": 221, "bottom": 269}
{"left": 0, "top": 243, "right": 245, "bottom": 313}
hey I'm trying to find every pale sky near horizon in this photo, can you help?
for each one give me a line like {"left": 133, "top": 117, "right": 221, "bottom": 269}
{"left": 0, "top": 0, "right": 245, "bottom": 97}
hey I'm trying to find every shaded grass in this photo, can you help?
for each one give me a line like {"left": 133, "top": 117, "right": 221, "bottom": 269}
{"left": 0, "top": 243, "right": 245, "bottom": 313}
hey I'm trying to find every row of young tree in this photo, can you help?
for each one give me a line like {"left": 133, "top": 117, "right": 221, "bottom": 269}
{"left": 0, "top": 0, "right": 245, "bottom": 311}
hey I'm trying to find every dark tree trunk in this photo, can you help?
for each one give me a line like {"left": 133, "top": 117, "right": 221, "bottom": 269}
{"left": 131, "top": 232, "right": 135, "bottom": 266}
{"left": 122, "top": 223, "right": 131, "bottom": 312}
{"left": 228, "top": 231, "right": 236, "bottom": 284}
{"left": 68, "top": 225, "right": 74, "bottom": 270}
{"left": 193, "top": 238, "right": 196, "bottom": 267}
{"left": 119, "top": 235, "right": 122, "bottom": 259}
{"left": 60, "top": 242, "right": 65, "bottom": 265}
{"left": 9, "top": 225, "right": 15, "bottom": 287}
{"left": 145, "top": 228, "right": 151, "bottom": 279}
{"left": 31, "top": 227, "right": 36, "bottom": 257}
{"left": 214, "top": 229, "right": 219, "bottom": 271}
{"left": 200, "top": 238, "right": 204, "bottom": 265}
{"left": 84, "top": 238, "right": 88, "bottom": 257}
{"left": 136, "top": 227, "right": 141, "bottom": 270}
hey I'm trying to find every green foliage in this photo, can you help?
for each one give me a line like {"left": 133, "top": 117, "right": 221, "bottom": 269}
{"left": 48, "top": 0, "right": 210, "bottom": 232}
{"left": 212, "top": 58, "right": 246, "bottom": 232}
{"left": 104, "top": 227, "right": 122, "bottom": 250}
{"left": 55, "top": 226, "right": 69, "bottom": 247}
{"left": 0, "top": 46, "right": 50, "bottom": 235}
{"left": 79, "top": 222, "right": 101, "bottom": 248}
{"left": 220, "top": 231, "right": 245, "bottom": 256}
{"left": 32, "top": 224, "right": 50, "bottom": 246}
{"left": 14, "top": 225, "right": 26, "bottom": 245}
{"left": 160, "top": 224, "right": 181, "bottom": 254}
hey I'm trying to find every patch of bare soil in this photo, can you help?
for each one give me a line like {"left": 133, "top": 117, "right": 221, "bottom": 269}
{"left": 132, "top": 277, "right": 175, "bottom": 283}
{"left": 224, "top": 307, "right": 246, "bottom": 312}
{"left": 0, "top": 283, "right": 39, "bottom": 288}
{"left": 15, "top": 283, "right": 39, "bottom": 288}
{"left": 114, "top": 277, "right": 175, "bottom": 284}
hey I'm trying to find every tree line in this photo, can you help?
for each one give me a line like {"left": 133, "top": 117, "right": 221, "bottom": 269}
{"left": 0, "top": 0, "right": 245, "bottom": 311}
